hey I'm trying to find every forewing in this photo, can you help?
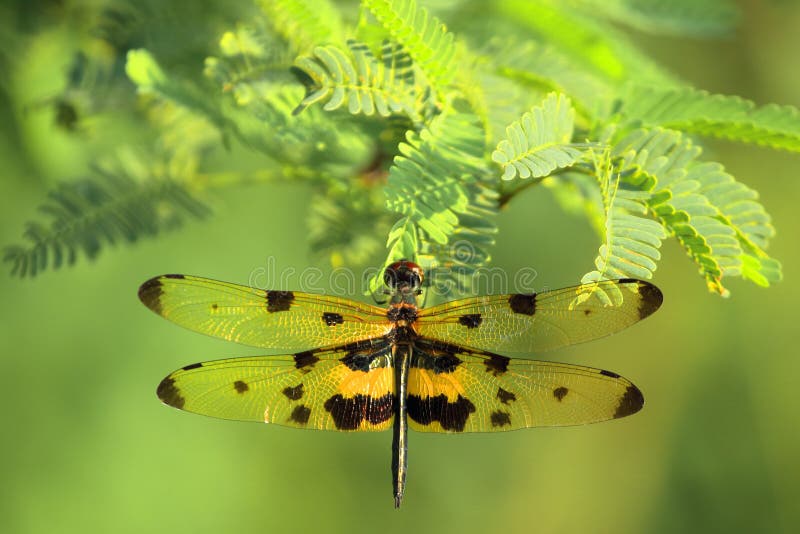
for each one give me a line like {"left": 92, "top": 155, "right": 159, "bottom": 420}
{"left": 156, "top": 339, "right": 394, "bottom": 431}
{"left": 415, "top": 279, "right": 662, "bottom": 353}
{"left": 407, "top": 340, "right": 643, "bottom": 433}
{"left": 139, "top": 274, "right": 391, "bottom": 350}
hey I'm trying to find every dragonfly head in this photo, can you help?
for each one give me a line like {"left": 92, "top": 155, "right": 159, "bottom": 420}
{"left": 384, "top": 260, "right": 424, "bottom": 293}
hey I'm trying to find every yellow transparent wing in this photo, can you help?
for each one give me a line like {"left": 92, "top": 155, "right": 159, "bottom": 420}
{"left": 139, "top": 274, "right": 391, "bottom": 350}
{"left": 157, "top": 339, "right": 394, "bottom": 431}
{"left": 415, "top": 279, "right": 662, "bottom": 354}
{"left": 406, "top": 340, "right": 643, "bottom": 433}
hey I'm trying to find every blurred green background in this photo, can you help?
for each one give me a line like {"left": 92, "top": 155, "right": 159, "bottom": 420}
{"left": 1, "top": 1, "right": 799, "bottom": 533}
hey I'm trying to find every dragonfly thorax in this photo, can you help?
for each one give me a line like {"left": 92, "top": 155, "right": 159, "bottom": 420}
{"left": 387, "top": 304, "right": 418, "bottom": 325}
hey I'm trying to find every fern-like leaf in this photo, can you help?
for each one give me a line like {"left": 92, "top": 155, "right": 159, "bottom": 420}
{"left": 204, "top": 24, "right": 295, "bottom": 107}
{"left": 615, "top": 129, "right": 740, "bottom": 294}
{"left": 257, "top": 0, "right": 343, "bottom": 54}
{"left": 582, "top": 154, "right": 666, "bottom": 295}
{"left": 126, "top": 49, "right": 229, "bottom": 131}
{"left": 483, "top": 39, "right": 612, "bottom": 121}
{"left": 689, "top": 162, "right": 780, "bottom": 288}
{"left": 613, "top": 128, "right": 781, "bottom": 295}
{"left": 308, "top": 186, "right": 394, "bottom": 268}
{"left": 621, "top": 85, "right": 800, "bottom": 152}
{"left": 132, "top": 45, "right": 370, "bottom": 171}
{"left": 367, "top": 216, "right": 420, "bottom": 295}
{"left": 575, "top": 0, "right": 738, "bottom": 37}
{"left": 418, "top": 178, "right": 499, "bottom": 295}
{"left": 4, "top": 164, "right": 210, "bottom": 277}
{"left": 384, "top": 111, "right": 486, "bottom": 243}
{"left": 371, "top": 110, "right": 496, "bottom": 294}
{"left": 364, "top": 0, "right": 457, "bottom": 90}
{"left": 492, "top": 93, "right": 589, "bottom": 180}
{"left": 292, "top": 40, "right": 417, "bottom": 117}
{"left": 497, "top": 0, "right": 674, "bottom": 86}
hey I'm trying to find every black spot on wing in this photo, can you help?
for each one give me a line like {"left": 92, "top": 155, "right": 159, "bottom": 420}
{"left": 233, "top": 380, "right": 249, "bottom": 394}
{"left": 365, "top": 394, "right": 394, "bottom": 425}
{"left": 617, "top": 279, "right": 663, "bottom": 319}
{"left": 211, "top": 303, "right": 218, "bottom": 310}
{"left": 484, "top": 354, "right": 510, "bottom": 376}
{"left": 137, "top": 277, "right": 165, "bottom": 314}
{"left": 289, "top": 405, "right": 311, "bottom": 425}
{"left": 294, "top": 351, "right": 320, "bottom": 370}
{"left": 614, "top": 384, "right": 644, "bottom": 418}
{"left": 600, "top": 369, "right": 620, "bottom": 378}
{"left": 411, "top": 343, "right": 462, "bottom": 374}
{"left": 636, "top": 281, "right": 663, "bottom": 319}
{"left": 553, "top": 386, "right": 568, "bottom": 401}
{"left": 491, "top": 411, "right": 511, "bottom": 428}
{"left": 508, "top": 293, "right": 536, "bottom": 315}
{"left": 156, "top": 377, "right": 185, "bottom": 409}
{"left": 164, "top": 274, "right": 185, "bottom": 279}
{"left": 407, "top": 394, "right": 476, "bottom": 432}
{"left": 282, "top": 383, "right": 304, "bottom": 400}
{"left": 339, "top": 340, "right": 392, "bottom": 371}
{"left": 182, "top": 362, "right": 202, "bottom": 371}
{"left": 341, "top": 352, "right": 372, "bottom": 372}
{"left": 433, "top": 353, "right": 462, "bottom": 373}
{"left": 458, "top": 314, "right": 482, "bottom": 328}
{"left": 266, "top": 290, "right": 294, "bottom": 312}
{"left": 497, "top": 387, "right": 516, "bottom": 405}
{"left": 324, "top": 394, "right": 393, "bottom": 430}
{"left": 322, "top": 312, "right": 344, "bottom": 326}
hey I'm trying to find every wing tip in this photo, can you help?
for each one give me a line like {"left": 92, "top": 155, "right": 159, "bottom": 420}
{"left": 138, "top": 274, "right": 186, "bottom": 313}
{"left": 156, "top": 376, "right": 186, "bottom": 410}
{"left": 618, "top": 278, "right": 663, "bottom": 319}
{"left": 137, "top": 276, "right": 163, "bottom": 310}
{"left": 636, "top": 280, "right": 663, "bottom": 319}
{"left": 614, "top": 383, "right": 644, "bottom": 419}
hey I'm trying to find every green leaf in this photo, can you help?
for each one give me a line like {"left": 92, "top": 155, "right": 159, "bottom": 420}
{"left": 374, "top": 109, "right": 497, "bottom": 295}
{"left": 492, "top": 93, "right": 589, "bottom": 180}
{"left": 292, "top": 40, "right": 417, "bottom": 117}
{"left": 484, "top": 39, "right": 612, "bottom": 121}
{"left": 621, "top": 85, "right": 800, "bottom": 152}
{"left": 204, "top": 24, "right": 294, "bottom": 107}
{"left": 125, "top": 49, "right": 168, "bottom": 90}
{"left": 126, "top": 49, "right": 228, "bottom": 130}
{"left": 257, "top": 0, "right": 343, "bottom": 53}
{"left": 384, "top": 110, "right": 486, "bottom": 243}
{"left": 9, "top": 0, "right": 787, "bottom": 299}
{"left": 582, "top": 153, "right": 666, "bottom": 293}
{"left": 418, "top": 178, "right": 499, "bottom": 295}
{"left": 575, "top": 0, "right": 738, "bottom": 37}
{"left": 367, "top": 216, "right": 419, "bottom": 295}
{"left": 4, "top": 155, "right": 210, "bottom": 278}
{"left": 308, "top": 186, "right": 393, "bottom": 269}
{"left": 133, "top": 39, "right": 368, "bottom": 172}
{"left": 364, "top": 0, "right": 457, "bottom": 90}
{"left": 497, "top": 0, "right": 674, "bottom": 86}
{"left": 613, "top": 128, "right": 781, "bottom": 295}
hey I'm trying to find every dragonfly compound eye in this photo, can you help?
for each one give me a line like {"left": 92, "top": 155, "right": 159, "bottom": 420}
{"left": 384, "top": 260, "right": 424, "bottom": 290}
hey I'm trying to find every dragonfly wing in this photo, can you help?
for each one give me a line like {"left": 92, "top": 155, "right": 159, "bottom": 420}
{"left": 139, "top": 274, "right": 391, "bottom": 350}
{"left": 415, "top": 279, "right": 662, "bottom": 354}
{"left": 157, "top": 339, "right": 395, "bottom": 431}
{"left": 407, "top": 339, "right": 643, "bottom": 433}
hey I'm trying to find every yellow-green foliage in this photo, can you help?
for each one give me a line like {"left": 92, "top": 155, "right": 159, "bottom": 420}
{"left": 4, "top": 0, "right": 792, "bottom": 296}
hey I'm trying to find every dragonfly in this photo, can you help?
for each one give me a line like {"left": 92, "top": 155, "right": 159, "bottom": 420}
{"left": 139, "top": 260, "right": 662, "bottom": 508}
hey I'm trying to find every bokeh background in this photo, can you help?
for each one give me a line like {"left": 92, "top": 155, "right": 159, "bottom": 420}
{"left": 1, "top": 1, "right": 799, "bottom": 533}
